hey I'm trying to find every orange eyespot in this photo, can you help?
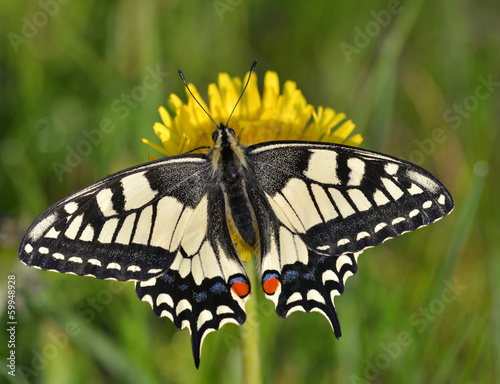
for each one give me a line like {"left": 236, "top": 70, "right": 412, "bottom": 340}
{"left": 231, "top": 280, "right": 250, "bottom": 298}
{"left": 263, "top": 277, "right": 280, "bottom": 295}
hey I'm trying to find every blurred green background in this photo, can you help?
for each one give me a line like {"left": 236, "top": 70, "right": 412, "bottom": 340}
{"left": 1, "top": 1, "right": 499, "bottom": 383}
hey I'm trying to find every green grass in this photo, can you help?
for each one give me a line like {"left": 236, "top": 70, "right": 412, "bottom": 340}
{"left": 1, "top": 1, "right": 499, "bottom": 383}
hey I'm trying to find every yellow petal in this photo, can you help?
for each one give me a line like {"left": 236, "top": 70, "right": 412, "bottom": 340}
{"left": 240, "top": 73, "right": 261, "bottom": 120}
{"left": 153, "top": 122, "right": 171, "bottom": 144}
{"left": 262, "top": 71, "right": 280, "bottom": 111}
{"left": 141, "top": 138, "right": 169, "bottom": 156}
{"left": 168, "top": 93, "right": 184, "bottom": 112}
{"left": 159, "top": 106, "right": 172, "bottom": 128}
{"left": 208, "top": 83, "right": 226, "bottom": 122}
{"left": 329, "top": 120, "right": 356, "bottom": 143}
{"left": 218, "top": 73, "right": 240, "bottom": 116}
{"left": 343, "top": 133, "right": 363, "bottom": 147}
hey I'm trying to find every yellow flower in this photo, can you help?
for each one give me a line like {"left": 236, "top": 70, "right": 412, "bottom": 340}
{"left": 142, "top": 70, "right": 363, "bottom": 261}
{"left": 142, "top": 70, "right": 363, "bottom": 159}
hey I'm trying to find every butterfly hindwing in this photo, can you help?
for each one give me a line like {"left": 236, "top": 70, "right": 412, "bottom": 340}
{"left": 135, "top": 186, "right": 250, "bottom": 368}
{"left": 246, "top": 180, "right": 358, "bottom": 335}
{"left": 246, "top": 141, "right": 454, "bottom": 257}
{"left": 19, "top": 155, "right": 213, "bottom": 281}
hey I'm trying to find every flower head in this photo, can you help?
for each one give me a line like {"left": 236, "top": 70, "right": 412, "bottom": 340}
{"left": 143, "top": 70, "right": 362, "bottom": 159}
{"left": 143, "top": 70, "right": 363, "bottom": 261}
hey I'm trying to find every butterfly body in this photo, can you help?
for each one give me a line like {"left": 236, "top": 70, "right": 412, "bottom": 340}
{"left": 211, "top": 124, "right": 258, "bottom": 247}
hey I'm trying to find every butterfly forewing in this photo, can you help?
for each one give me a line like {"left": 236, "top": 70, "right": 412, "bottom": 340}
{"left": 19, "top": 155, "right": 212, "bottom": 281}
{"left": 246, "top": 141, "right": 454, "bottom": 256}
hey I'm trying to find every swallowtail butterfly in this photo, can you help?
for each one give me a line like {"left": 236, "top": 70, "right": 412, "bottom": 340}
{"left": 19, "top": 61, "right": 454, "bottom": 367}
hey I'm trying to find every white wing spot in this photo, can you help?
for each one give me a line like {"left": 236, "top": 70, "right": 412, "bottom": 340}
{"left": 328, "top": 188, "right": 356, "bottom": 218}
{"left": 24, "top": 244, "right": 33, "bottom": 253}
{"left": 337, "top": 238, "right": 350, "bottom": 246}
{"left": 141, "top": 294, "right": 154, "bottom": 307}
{"left": 53, "top": 253, "right": 64, "bottom": 260}
{"left": 305, "top": 150, "right": 340, "bottom": 184}
{"left": 423, "top": 200, "right": 433, "bottom": 209}
{"left": 68, "top": 257, "right": 83, "bottom": 264}
{"left": 197, "top": 310, "right": 214, "bottom": 330}
{"left": 385, "top": 163, "right": 399, "bottom": 175}
{"left": 98, "top": 218, "right": 119, "bottom": 243}
{"left": 438, "top": 194, "right": 446, "bottom": 205}
{"left": 408, "top": 183, "right": 424, "bottom": 195}
{"left": 374, "top": 222, "right": 387, "bottom": 232}
{"left": 156, "top": 293, "right": 174, "bottom": 307}
{"left": 322, "top": 269, "right": 339, "bottom": 284}
{"left": 307, "top": 289, "right": 326, "bottom": 304}
{"left": 147, "top": 268, "right": 163, "bottom": 274}
{"left": 65, "top": 214, "right": 83, "bottom": 240}
{"left": 286, "top": 292, "right": 303, "bottom": 305}
{"left": 347, "top": 157, "right": 365, "bottom": 186}
{"left": 348, "top": 188, "right": 372, "bottom": 211}
{"left": 409, "top": 209, "right": 420, "bottom": 218}
{"left": 336, "top": 255, "right": 353, "bottom": 271}
{"left": 356, "top": 231, "right": 370, "bottom": 240}
{"left": 392, "top": 217, "right": 405, "bottom": 225}
{"left": 88, "top": 259, "right": 102, "bottom": 266}
{"left": 121, "top": 172, "right": 158, "bottom": 211}
{"left": 115, "top": 213, "right": 136, "bottom": 245}
{"left": 127, "top": 265, "right": 141, "bottom": 272}
{"left": 106, "top": 262, "right": 121, "bottom": 270}
{"left": 382, "top": 178, "right": 404, "bottom": 200}
{"left": 64, "top": 202, "right": 79, "bottom": 214}
{"left": 140, "top": 278, "right": 157, "bottom": 287}
{"left": 96, "top": 188, "right": 118, "bottom": 217}
{"left": 176, "top": 299, "right": 193, "bottom": 316}
{"left": 216, "top": 306, "right": 234, "bottom": 315}
{"left": 79, "top": 225, "right": 94, "bottom": 242}
{"left": 373, "top": 189, "right": 390, "bottom": 206}
{"left": 317, "top": 245, "right": 330, "bottom": 251}
{"left": 44, "top": 227, "right": 60, "bottom": 239}
{"left": 132, "top": 206, "right": 153, "bottom": 245}
{"left": 39, "top": 247, "right": 49, "bottom": 254}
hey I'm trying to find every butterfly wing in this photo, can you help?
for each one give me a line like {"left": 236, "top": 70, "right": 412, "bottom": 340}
{"left": 19, "top": 155, "right": 213, "bottom": 281}
{"left": 245, "top": 141, "right": 454, "bottom": 333}
{"left": 135, "top": 187, "right": 250, "bottom": 368}
{"left": 246, "top": 141, "right": 454, "bottom": 256}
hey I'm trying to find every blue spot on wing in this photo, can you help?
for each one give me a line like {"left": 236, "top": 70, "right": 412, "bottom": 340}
{"left": 283, "top": 270, "right": 299, "bottom": 283}
{"left": 210, "top": 282, "right": 228, "bottom": 294}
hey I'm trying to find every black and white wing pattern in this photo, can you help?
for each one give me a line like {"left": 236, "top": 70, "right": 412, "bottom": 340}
{"left": 245, "top": 141, "right": 454, "bottom": 333}
{"left": 18, "top": 154, "right": 250, "bottom": 368}
{"left": 135, "top": 186, "right": 250, "bottom": 368}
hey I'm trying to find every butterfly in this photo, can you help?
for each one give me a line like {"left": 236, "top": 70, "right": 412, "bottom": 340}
{"left": 19, "top": 61, "right": 454, "bottom": 368}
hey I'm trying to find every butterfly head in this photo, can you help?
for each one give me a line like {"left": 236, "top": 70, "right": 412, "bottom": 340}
{"left": 212, "top": 124, "right": 236, "bottom": 148}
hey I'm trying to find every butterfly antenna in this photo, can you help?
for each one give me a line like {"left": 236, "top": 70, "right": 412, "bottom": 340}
{"left": 226, "top": 60, "right": 258, "bottom": 127}
{"left": 178, "top": 68, "right": 220, "bottom": 128}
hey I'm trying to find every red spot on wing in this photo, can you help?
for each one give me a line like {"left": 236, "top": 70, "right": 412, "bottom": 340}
{"left": 263, "top": 277, "right": 280, "bottom": 294}
{"left": 231, "top": 281, "right": 250, "bottom": 298}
